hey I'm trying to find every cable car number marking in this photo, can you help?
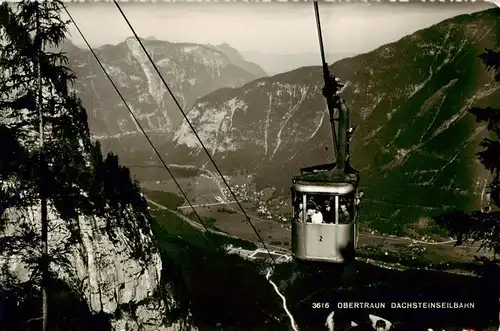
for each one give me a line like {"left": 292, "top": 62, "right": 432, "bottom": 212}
{"left": 319, "top": 236, "right": 323, "bottom": 242}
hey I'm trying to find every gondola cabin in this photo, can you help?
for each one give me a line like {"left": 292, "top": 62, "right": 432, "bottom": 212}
{"left": 291, "top": 0, "right": 362, "bottom": 264}
{"left": 291, "top": 163, "right": 360, "bottom": 263}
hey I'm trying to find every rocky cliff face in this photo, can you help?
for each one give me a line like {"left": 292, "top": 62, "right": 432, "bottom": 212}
{"left": 67, "top": 38, "right": 265, "bottom": 164}
{"left": 0, "top": 202, "right": 193, "bottom": 331}
{"left": 170, "top": 9, "right": 500, "bottom": 233}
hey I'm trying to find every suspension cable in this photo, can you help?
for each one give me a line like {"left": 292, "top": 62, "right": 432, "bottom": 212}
{"left": 112, "top": 0, "right": 276, "bottom": 263}
{"left": 62, "top": 4, "right": 221, "bottom": 249}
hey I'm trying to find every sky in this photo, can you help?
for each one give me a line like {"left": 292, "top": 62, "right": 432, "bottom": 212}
{"left": 63, "top": 2, "right": 494, "bottom": 55}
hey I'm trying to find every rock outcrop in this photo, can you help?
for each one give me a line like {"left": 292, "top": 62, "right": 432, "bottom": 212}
{"left": 0, "top": 203, "right": 195, "bottom": 331}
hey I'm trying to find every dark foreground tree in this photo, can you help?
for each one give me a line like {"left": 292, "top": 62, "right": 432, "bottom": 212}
{"left": 0, "top": 1, "right": 152, "bottom": 329}
{"left": 0, "top": 3, "right": 75, "bottom": 329}
{"left": 435, "top": 49, "right": 500, "bottom": 278}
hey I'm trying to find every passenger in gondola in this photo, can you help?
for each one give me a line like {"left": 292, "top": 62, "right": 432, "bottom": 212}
{"left": 306, "top": 207, "right": 315, "bottom": 222}
{"left": 311, "top": 205, "right": 324, "bottom": 224}
{"left": 306, "top": 197, "right": 317, "bottom": 222}
{"left": 308, "top": 196, "right": 317, "bottom": 208}
{"left": 339, "top": 203, "right": 350, "bottom": 223}
{"left": 296, "top": 202, "right": 304, "bottom": 222}
{"left": 323, "top": 199, "right": 334, "bottom": 223}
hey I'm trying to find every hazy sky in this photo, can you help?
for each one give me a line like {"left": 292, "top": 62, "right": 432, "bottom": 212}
{"left": 63, "top": 2, "right": 494, "bottom": 55}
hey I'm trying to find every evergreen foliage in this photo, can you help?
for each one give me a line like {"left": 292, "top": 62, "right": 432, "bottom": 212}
{"left": 0, "top": 269, "right": 112, "bottom": 331}
{"left": 0, "top": 0, "right": 152, "bottom": 261}
{"left": 435, "top": 48, "right": 500, "bottom": 270}
{"left": 0, "top": 1, "right": 154, "bottom": 329}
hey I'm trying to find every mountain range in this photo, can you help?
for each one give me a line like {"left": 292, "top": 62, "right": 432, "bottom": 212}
{"left": 68, "top": 8, "right": 500, "bottom": 234}
{"left": 240, "top": 50, "right": 357, "bottom": 75}
{"left": 170, "top": 9, "right": 500, "bottom": 233}
{"left": 207, "top": 43, "right": 268, "bottom": 79}
{"left": 67, "top": 38, "right": 267, "bottom": 161}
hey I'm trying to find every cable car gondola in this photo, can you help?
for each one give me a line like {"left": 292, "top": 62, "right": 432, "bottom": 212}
{"left": 290, "top": 0, "right": 362, "bottom": 264}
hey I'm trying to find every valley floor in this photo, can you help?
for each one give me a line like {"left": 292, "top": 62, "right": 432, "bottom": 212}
{"left": 147, "top": 192, "right": 499, "bottom": 331}
{"left": 144, "top": 188, "right": 490, "bottom": 276}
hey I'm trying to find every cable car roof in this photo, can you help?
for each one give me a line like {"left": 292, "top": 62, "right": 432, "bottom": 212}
{"left": 299, "top": 163, "right": 336, "bottom": 174}
{"left": 292, "top": 182, "right": 355, "bottom": 194}
{"left": 294, "top": 165, "right": 359, "bottom": 184}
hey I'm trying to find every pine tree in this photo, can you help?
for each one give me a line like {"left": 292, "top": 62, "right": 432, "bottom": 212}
{"left": 0, "top": 1, "right": 153, "bottom": 329}
{"left": 0, "top": 2, "right": 84, "bottom": 329}
{"left": 436, "top": 49, "right": 500, "bottom": 272}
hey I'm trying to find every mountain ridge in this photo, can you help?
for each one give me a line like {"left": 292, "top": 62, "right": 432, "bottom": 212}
{"left": 207, "top": 42, "right": 268, "bottom": 78}
{"left": 241, "top": 50, "right": 357, "bottom": 75}
{"left": 171, "top": 8, "right": 500, "bottom": 234}
{"left": 67, "top": 37, "right": 265, "bottom": 162}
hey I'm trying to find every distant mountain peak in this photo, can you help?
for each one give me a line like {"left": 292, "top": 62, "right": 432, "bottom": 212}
{"left": 206, "top": 42, "right": 267, "bottom": 78}
{"left": 242, "top": 50, "right": 357, "bottom": 76}
{"left": 68, "top": 37, "right": 265, "bottom": 165}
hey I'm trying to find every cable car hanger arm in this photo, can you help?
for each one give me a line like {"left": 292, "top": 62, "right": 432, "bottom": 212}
{"left": 313, "top": 0, "right": 347, "bottom": 170}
